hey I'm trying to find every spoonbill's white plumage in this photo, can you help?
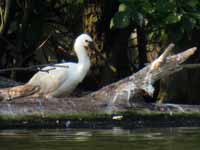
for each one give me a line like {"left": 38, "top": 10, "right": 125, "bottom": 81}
{"left": 0, "top": 34, "right": 94, "bottom": 100}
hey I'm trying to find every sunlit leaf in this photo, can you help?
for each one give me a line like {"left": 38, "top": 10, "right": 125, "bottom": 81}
{"left": 109, "top": 65, "right": 117, "bottom": 73}
{"left": 165, "top": 14, "right": 182, "bottom": 24}
{"left": 118, "top": 3, "right": 128, "bottom": 12}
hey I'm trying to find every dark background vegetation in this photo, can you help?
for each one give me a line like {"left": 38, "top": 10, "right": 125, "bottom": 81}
{"left": 0, "top": 0, "right": 200, "bottom": 104}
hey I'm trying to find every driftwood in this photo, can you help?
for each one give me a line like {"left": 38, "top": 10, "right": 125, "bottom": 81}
{"left": 0, "top": 44, "right": 199, "bottom": 128}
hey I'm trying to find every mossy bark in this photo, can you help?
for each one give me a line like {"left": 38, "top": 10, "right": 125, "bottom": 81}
{"left": 1, "top": 103, "right": 200, "bottom": 129}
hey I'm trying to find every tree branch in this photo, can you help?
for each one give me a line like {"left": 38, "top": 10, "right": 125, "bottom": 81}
{"left": 0, "top": 64, "right": 68, "bottom": 73}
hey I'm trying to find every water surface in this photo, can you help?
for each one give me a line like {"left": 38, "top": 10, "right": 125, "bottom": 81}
{"left": 0, "top": 127, "right": 199, "bottom": 150}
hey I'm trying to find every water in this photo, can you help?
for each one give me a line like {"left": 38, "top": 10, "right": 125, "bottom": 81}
{"left": 0, "top": 127, "right": 200, "bottom": 150}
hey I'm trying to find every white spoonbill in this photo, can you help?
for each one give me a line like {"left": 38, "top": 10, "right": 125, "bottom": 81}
{"left": 0, "top": 33, "right": 95, "bottom": 100}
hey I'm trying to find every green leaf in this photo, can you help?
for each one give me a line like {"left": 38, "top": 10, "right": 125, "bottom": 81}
{"left": 182, "top": 16, "right": 197, "bottom": 33}
{"left": 165, "top": 14, "right": 182, "bottom": 24}
{"left": 186, "top": 0, "right": 199, "bottom": 7}
{"left": 130, "top": 11, "right": 144, "bottom": 27}
{"left": 142, "top": 2, "right": 154, "bottom": 14}
{"left": 110, "top": 11, "right": 131, "bottom": 29}
{"left": 189, "top": 13, "right": 200, "bottom": 20}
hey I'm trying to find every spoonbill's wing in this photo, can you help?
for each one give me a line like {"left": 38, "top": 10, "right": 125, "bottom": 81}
{"left": 28, "top": 63, "right": 70, "bottom": 95}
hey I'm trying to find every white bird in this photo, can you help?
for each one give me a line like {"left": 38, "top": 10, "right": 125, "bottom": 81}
{"left": 0, "top": 33, "right": 94, "bottom": 100}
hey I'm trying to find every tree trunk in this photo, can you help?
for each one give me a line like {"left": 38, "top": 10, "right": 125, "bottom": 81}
{"left": 83, "top": 0, "right": 131, "bottom": 87}
{"left": 83, "top": 0, "right": 111, "bottom": 88}
{"left": 137, "top": 25, "right": 148, "bottom": 68}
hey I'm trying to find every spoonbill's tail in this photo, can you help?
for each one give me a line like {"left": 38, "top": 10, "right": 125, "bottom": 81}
{"left": 0, "top": 84, "right": 40, "bottom": 101}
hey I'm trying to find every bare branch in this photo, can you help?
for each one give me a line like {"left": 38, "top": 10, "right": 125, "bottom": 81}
{"left": 0, "top": 64, "right": 68, "bottom": 73}
{"left": 150, "top": 43, "right": 175, "bottom": 71}
{"left": 160, "top": 43, "right": 175, "bottom": 60}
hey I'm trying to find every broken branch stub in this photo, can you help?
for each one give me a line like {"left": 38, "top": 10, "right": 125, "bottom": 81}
{"left": 141, "top": 46, "right": 197, "bottom": 96}
{"left": 150, "top": 43, "right": 175, "bottom": 71}
{"left": 92, "top": 45, "right": 197, "bottom": 108}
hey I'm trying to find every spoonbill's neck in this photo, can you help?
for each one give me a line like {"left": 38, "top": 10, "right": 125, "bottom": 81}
{"left": 74, "top": 43, "right": 91, "bottom": 71}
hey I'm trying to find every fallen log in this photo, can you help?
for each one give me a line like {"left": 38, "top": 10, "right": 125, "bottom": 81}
{"left": 0, "top": 44, "right": 199, "bottom": 128}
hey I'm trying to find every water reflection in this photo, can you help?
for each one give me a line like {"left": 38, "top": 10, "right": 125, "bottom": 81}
{"left": 0, "top": 127, "right": 200, "bottom": 150}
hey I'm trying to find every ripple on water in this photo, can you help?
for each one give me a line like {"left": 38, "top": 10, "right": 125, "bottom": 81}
{"left": 0, "top": 127, "right": 200, "bottom": 150}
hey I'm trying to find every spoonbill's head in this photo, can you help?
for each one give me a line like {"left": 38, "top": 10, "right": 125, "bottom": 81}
{"left": 74, "top": 33, "right": 96, "bottom": 52}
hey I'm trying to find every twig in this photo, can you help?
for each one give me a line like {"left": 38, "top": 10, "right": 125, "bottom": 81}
{"left": 95, "top": 46, "right": 117, "bottom": 73}
{"left": 21, "top": 33, "right": 53, "bottom": 64}
{"left": 0, "top": 35, "right": 17, "bottom": 50}
{"left": 182, "top": 64, "right": 200, "bottom": 69}
{"left": 36, "top": 33, "right": 52, "bottom": 50}
{"left": 0, "top": 63, "right": 68, "bottom": 73}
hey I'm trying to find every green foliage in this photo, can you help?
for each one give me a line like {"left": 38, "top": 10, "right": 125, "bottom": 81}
{"left": 111, "top": 0, "right": 200, "bottom": 44}
{"left": 110, "top": 11, "right": 131, "bottom": 29}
